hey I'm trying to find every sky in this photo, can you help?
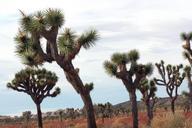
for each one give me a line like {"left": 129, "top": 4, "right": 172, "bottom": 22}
{"left": 0, "top": 0, "right": 192, "bottom": 116}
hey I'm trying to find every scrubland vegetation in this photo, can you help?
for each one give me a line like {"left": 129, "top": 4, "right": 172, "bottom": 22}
{"left": 1, "top": 8, "right": 192, "bottom": 128}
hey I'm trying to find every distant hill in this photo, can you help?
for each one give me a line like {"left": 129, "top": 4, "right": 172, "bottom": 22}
{"left": 113, "top": 96, "right": 186, "bottom": 111}
{"left": 0, "top": 96, "right": 187, "bottom": 120}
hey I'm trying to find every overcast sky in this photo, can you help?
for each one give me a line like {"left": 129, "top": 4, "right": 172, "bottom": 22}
{"left": 0, "top": 0, "right": 192, "bottom": 116}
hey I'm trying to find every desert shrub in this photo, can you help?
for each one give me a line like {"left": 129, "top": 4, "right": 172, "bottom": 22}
{"left": 75, "top": 123, "right": 86, "bottom": 128}
{"left": 185, "top": 118, "right": 192, "bottom": 128}
{"left": 111, "top": 118, "right": 131, "bottom": 128}
{"left": 151, "top": 112, "right": 187, "bottom": 128}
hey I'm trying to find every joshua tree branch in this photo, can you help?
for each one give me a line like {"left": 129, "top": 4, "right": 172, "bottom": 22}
{"left": 66, "top": 42, "right": 81, "bottom": 61}
{"left": 154, "top": 78, "right": 165, "bottom": 86}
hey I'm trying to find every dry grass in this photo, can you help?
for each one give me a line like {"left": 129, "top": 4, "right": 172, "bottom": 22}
{"left": 151, "top": 112, "right": 192, "bottom": 128}
{"left": 1, "top": 111, "right": 192, "bottom": 128}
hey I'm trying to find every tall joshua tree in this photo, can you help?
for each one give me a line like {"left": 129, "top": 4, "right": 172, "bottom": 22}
{"left": 104, "top": 50, "right": 153, "bottom": 128}
{"left": 139, "top": 79, "right": 157, "bottom": 126}
{"left": 181, "top": 32, "right": 192, "bottom": 105}
{"left": 15, "top": 9, "right": 98, "bottom": 128}
{"left": 7, "top": 68, "right": 60, "bottom": 128}
{"left": 154, "top": 60, "right": 185, "bottom": 114}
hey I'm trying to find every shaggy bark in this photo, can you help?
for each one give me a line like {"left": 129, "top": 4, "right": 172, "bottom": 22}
{"left": 64, "top": 66, "right": 97, "bottom": 128}
{"left": 171, "top": 98, "right": 176, "bottom": 114}
{"left": 129, "top": 90, "right": 138, "bottom": 128}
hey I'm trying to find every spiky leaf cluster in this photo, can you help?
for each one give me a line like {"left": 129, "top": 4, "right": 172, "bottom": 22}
{"left": 20, "top": 8, "right": 64, "bottom": 33}
{"left": 133, "top": 63, "right": 153, "bottom": 76}
{"left": 139, "top": 79, "right": 157, "bottom": 99}
{"left": 181, "top": 32, "right": 192, "bottom": 41}
{"left": 103, "top": 49, "right": 153, "bottom": 77}
{"left": 15, "top": 31, "right": 44, "bottom": 66}
{"left": 103, "top": 61, "right": 117, "bottom": 76}
{"left": 111, "top": 53, "right": 128, "bottom": 65}
{"left": 127, "top": 49, "right": 139, "bottom": 62}
{"left": 15, "top": 9, "right": 99, "bottom": 66}
{"left": 96, "top": 102, "right": 113, "bottom": 118}
{"left": 58, "top": 28, "right": 76, "bottom": 55}
{"left": 7, "top": 68, "right": 60, "bottom": 104}
{"left": 45, "top": 9, "right": 64, "bottom": 27}
{"left": 84, "top": 82, "right": 94, "bottom": 92}
{"left": 78, "top": 29, "right": 99, "bottom": 49}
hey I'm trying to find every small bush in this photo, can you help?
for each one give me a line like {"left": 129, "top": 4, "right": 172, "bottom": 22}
{"left": 111, "top": 118, "right": 131, "bottom": 128}
{"left": 151, "top": 112, "right": 188, "bottom": 128}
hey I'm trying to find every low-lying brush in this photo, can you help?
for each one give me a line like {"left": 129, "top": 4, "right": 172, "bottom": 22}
{"left": 151, "top": 112, "right": 192, "bottom": 128}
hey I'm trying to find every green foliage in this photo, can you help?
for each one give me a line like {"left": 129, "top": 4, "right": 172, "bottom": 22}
{"left": 127, "top": 49, "right": 139, "bottom": 62}
{"left": 104, "top": 50, "right": 153, "bottom": 79}
{"left": 85, "top": 82, "right": 94, "bottom": 92}
{"left": 45, "top": 8, "right": 64, "bottom": 28}
{"left": 181, "top": 32, "right": 192, "bottom": 40}
{"left": 52, "top": 87, "right": 61, "bottom": 97}
{"left": 19, "top": 8, "right": 64, "bottom": 33}
{"left": 144, "top": 63, "right": 153, "bottom": 76}
{"left": 58, "top": 28, "right": 76, "bottom": 55}
{"left": 181, "top": 32, "right": 187, "bottom": 40}
{"left": 22, "top": 111, "right": 32, "bottom": 122}
{"left": 139, "top": 79, "right": 149, "bottom": 91}
{"left": 134, "top": 63, "right": 153, "bottom": 76}
{"left": 111, "top": 53, "right": 128, "bottom": 65}
{"left": 139, "top": 79, "right": 157, "bottom": 97}
{"left": 103, "top": 61, "right": 117, "bottom": 76}
{"left": 111, "top": 50, "right": 139, "bottom": 65}
{"left": 7, "top": 68, "right": 60, "bottom": 103}
{"left": 18, "top": 50, "right": 43, "bottom": 66}
{"left": 16, "top": 9, "right": 99, "bottom": 66}
{"left": 14, "top": 31, "right": 44, "bottom": 66}
{"left": 78, "top": 29, "right": 99, "bottom": 49}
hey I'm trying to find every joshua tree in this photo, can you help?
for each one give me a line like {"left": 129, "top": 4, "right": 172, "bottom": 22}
{"left": 104, "top": 50, "right": 153, "bottom": 128}
{"left": 22, "top": 111, "right": 32, "bottom": 127}
{"left": 154, "top": 60, "right": 185, "bottom": 114}
{"left": 139, "top": 79, "right": 157, "bottom": 125}
{"left": 7, "top": 68, "right": 60, "bottom": 128}
{"left": 97, "top": 103, "right": 106, "bottom": 124}
{"left": 96, "top": 102, "right": 113, "bottom": 123}
{"left": 14, "top": 9, "right": 98, "bottom": 128}
{"left": 104, "top": 102, "right": 113, "bottom": 118}
{"left": 181, "top": 32, "right": 192, "bottom": 105}
{"left": 181, "top": 91, "right": 191, "bottom": 112}
{"left": 58, "top": 110, "right": 64, "bottom": 128}
{"left": 65, "top": 108, "right": 76, "bottom": 120}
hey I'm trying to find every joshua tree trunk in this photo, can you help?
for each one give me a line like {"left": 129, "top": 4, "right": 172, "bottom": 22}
{"left": 188, "top": 82, "right": 192, "bottom": 104}
{"left": 59, "top": 115, "right": 63, "bottom": 128}
{"left": 186, "top": 74, "right": 192, "bottom": 105}
{"left": 36, "top": 104, "right": 43, "bottom": 128}
{"left": 82, "top": 94, "right": 97, "bottom": 128}
{"left": 64, "top": 66, "right": 97, "bottom": 128}
{"left": 171, "top": 99, "right": 176, "bottom": 114}
{"left": 129, "top": 90, "right": 138, "bottom": 128}
{"left": 102, "top": 116, "right": 104, "bottom": 124}
{"left": 146, "top": 101, "right": 153, "bottom": 126}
